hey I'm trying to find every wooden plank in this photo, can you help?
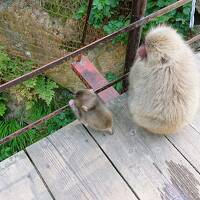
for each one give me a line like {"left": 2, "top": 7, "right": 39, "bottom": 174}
{"left": 86, "top": 94, "right": 200, "bottom": 200}
{"left": 26, "top": 121, "right": 137, "bottom": 200}
{"left": 166, "top": 53, "right": 200, "bottom": 172}
{"left": 190, "top": 104, "right": 200, "bottom": 132}
{"left": 0, "top": 151, "right": 53, "bottom": 200}
{"left": 191, "top": 53, "right": 200, "bottom": 131}
{"left": 167, "top": 125, "right": 200, "bottom": 171}
{"left": 71, "top": 55, "right": 119, "bottom": 103}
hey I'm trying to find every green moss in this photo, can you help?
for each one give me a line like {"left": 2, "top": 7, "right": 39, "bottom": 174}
{"left": 41, "top": 0, "right": 85, "bottom": 21}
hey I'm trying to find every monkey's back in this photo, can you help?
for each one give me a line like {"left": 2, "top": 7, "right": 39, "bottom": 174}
{"left": 82, "top": 103, "right": 112, "bottom": 131}
{"left": 128, "top": 57, "right": 200, "bottom": 134}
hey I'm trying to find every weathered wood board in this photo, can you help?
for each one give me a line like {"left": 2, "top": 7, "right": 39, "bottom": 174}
{"left": 86, "top": 94, "right": 200, "bottom": 200}
{"left": 191, "top": 53, "right": 200, "bottom": 132}
{"left": 166, "top": 100, "right": 200, "bottom": 175}
{"left": 71, "top": 55, "right": 119, "bottom": 103}
{"left": 167, "top": 125, "right": 200, "bottom": 173}
{"left": 26, "top": 121, "right": 136, "bottom": 200}
{"left": 0, "top": 151, "right": 53, "bottom": 200}
{"left": 190, "top": 105, "right": 200, "bottom": 133}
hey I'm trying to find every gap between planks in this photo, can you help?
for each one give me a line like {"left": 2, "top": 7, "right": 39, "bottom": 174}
{"left": 82, "top": 124, "right": 141, "bottom": 200}
{"left": 24, "top": 149, "right": 56, "bottom": 200}
{"left": 84, "top": 93, "right": 200, "bottom": 200}
{"left": 26, "top": 120, "right": 137, "bottom": 200}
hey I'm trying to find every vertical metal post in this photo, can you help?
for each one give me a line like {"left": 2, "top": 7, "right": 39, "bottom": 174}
{"left": 81, "top": 0, "right": 93, "bottom": 46}
{"left": 123, "top": 0, "right": 147, "bottom": 90}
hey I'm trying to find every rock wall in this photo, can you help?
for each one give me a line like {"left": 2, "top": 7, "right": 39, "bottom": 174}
{"left": 0, "top": 0, "right": 126, "bottom": 91}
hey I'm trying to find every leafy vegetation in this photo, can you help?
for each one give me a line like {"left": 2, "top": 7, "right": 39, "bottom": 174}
{"left": 0, "top": 47, "right": 75, "bottom": 162}
{"left": 105, "top": 72, "right": 123, "bottom": 92}
{"left": 0, "top": 0, "right": 194, "bottom": 162}
{"left": 0, "top": 95, "right": 6, "bottom": 117}
{"left": 75, "top": 0, "right": 192, "bottom": 44}
{"left": 103, "top": 17, "right": 129, "bottom": 44}
{"left": 75, "top": 0, "right": 129, "bottom": 43}
{"left": 0, "top": 120, "right": 36, "bottom": 161}
{"left": 40, "top": 0, "right": 85, "bottom": 21}
{"left": 143, "top": 0, "right": 192, "bottom": 38}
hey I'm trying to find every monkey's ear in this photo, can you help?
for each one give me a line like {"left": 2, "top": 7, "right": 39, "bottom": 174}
{"left": 82, "top": 105, "right": 89, "bottom": 112}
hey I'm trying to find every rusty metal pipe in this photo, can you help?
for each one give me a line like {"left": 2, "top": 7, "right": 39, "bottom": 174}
{"left": 0, "top": 0, "right": 191, "bottom": 92}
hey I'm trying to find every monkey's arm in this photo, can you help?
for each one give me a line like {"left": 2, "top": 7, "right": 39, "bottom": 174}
{"left": 129, "top": 59, "right": 143, "bottom": 91}
{"left": 81, "top": 97, "right": 97, "bottom": 111}
{"left": 69, "top": 99, "right": 81, "bottom": 119}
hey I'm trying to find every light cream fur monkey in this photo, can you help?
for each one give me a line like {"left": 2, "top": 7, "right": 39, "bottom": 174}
{"left": 69, "top": 89, "right": 113, "bottom": 134}
{"left": 128, "top": 25, "right": 200, "bottom": 134}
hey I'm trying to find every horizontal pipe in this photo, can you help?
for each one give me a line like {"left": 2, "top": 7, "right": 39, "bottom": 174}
{"left": 1, "top": 25, "right": 199, "bottom": 145}
{"left": 0, "top": 0, "right": 191, "bottom": 92}
{"left": 0, "top": 105, "right": 69, "bottom": 145}
{"left": 2, "top": 0, "right": 199, "bottom": 146}
{"left": 1, "top": 28, "right": 200, "bottom": 145}
{"left": 0, "top": 73, "right": 129, "bottom": 145}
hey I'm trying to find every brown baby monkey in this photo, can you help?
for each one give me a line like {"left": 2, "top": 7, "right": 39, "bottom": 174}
{"left": 69, "top": 89, "right": 113, "bottom": 134}
{"left": 128, "top": 25, "right": 200, "bottom": 134}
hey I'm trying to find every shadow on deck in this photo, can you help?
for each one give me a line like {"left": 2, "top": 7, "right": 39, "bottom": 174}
{"left": 1, "top": 94, "right": 200, "bottom": 200}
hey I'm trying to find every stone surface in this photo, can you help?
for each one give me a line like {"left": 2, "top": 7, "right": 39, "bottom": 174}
{"left": 0, "top": 0, "right": 126, "bottom": 91}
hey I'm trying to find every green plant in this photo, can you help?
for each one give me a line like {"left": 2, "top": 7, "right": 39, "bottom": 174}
{"left": 75, "top": 0, "right": 120, "bottom": 28}
{"left": 45, "top": 110, "right": 75, "bottom": 134}
{"left": 105, "top": 72, "right": 123, "bottom": 92}
{"left": 0, "top": 48, "right": 33, "bottom": 83}
{"left": 0, "top": 95, "right": 7, "bottom": 117}
{"left": 75, "top": 0, "right": 192, "bottom": 44}
{"left": 0, "top": 103, "right": 6, "bottom": 117}
{"left": 143, "top": 1, "right": 192, "bottom": 38}
{"left": 35, "top": 77, "right": 58, "bottom": 105}
{"left": 0, "top": 88, "right": 75, "bottom": 162}
{"left": 41, "top": 0, "right": 85, "bottom": 21}
{"left": 103, "top": 17, "right": 129, "bottom": 44}
{"left": 0, "top": 46, "right": 59, "bottom": 108}
{"left": 75, "top": 0, "right": 129, "bottom": 43}
{"left": 0, "top": 46, "right": 75, "bottom": 161}
{"left": 75, "top": 1, "right": 87, "bottom": 20}
{"left": 0, "top": 119, "right": 38, "bottom": 161}
{"left": 89, "top": 0, "right": 120, "bottom": 28}
{"left": 14, "top": 76, "right": 58, "bottom": 109}
{"left": 25, "top": 89, "right": 75, "bottom": 135}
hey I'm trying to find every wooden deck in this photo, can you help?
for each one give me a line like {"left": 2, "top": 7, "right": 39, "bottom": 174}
{"left": 1, "top": 94, "right": 200, "bottom": 200}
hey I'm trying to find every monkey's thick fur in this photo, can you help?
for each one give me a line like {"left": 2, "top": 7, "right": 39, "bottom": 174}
{"left": 72, "top": 89, "right": 113, "bottom": 134}
{"left": 128, "top": 25, "right": 200, "bottom": 134}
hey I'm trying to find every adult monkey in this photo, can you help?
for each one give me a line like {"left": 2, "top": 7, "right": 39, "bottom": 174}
{"left": 128, "top": 25, "right": 200, "bottom": 134}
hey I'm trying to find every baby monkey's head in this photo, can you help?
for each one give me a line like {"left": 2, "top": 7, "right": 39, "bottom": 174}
{"left": 74, "top": 89, "right": 98, "bottom": 112}
{"left": 137, "top": 25, "right": 185, "bottom": 65}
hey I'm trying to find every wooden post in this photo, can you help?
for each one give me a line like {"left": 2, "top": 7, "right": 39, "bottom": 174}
{"left": 123, "top": 0, "right": 147, "bottom": 90}
{"left": 81, "top": 0, "right": 93, "bottom": 46}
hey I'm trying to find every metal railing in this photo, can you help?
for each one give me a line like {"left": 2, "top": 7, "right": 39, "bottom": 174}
{"left": 1, "top": 0, "right": 199, "bottom": 145}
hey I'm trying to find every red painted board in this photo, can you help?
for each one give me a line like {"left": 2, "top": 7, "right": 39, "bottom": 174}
{"left": 71, "top": 55, "right": 119, "bottom": 103}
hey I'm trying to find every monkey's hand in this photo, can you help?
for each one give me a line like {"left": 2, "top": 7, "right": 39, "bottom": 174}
{"left": 69, "top": 99, "right": 80, "bottom": 119}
